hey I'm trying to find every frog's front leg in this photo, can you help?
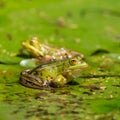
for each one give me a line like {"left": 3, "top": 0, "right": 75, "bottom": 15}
{"left": 50, "top": 75, "right": 67, "bottom": 87}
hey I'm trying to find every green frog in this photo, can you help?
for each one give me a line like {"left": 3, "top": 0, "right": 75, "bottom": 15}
{"left": 22, "top": 37, "right": 84, "bottom": 63}
{"left": 20, "top": 55, "right": 88, "bottom": 88}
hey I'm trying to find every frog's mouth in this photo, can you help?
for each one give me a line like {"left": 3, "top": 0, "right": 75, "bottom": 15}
{"left": 20, "top": 69, "right": 50, "bottom": 89}
{"left": 69, "top": 62, "right": 88, "bottom": 70}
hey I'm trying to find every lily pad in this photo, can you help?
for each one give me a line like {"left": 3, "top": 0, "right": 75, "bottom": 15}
{"left": 0, "top": 0, "right": 120, "bottom": 120}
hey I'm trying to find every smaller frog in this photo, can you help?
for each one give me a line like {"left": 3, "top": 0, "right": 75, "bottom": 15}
{"left": 22, "top": 37, "right": 84, "bottom": 63}
{"left": 20, "top": 55, "right": 88, "bottom": 88}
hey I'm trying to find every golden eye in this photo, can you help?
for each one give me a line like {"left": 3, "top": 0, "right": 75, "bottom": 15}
{"left": 30, "top": 40, "right": 36, "bottom": 45}
{"left": 69, "top": 58, "right": 78, "bottom": 65}
{"left": 30, "top": 40, "right": 34, "bottom": 45}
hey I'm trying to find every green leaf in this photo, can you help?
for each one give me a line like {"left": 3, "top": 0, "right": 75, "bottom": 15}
{"left": 0, "top": 0, "right": 120, "bottom": 119}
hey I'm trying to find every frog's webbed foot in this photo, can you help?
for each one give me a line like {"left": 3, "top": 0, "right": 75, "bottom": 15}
{"left": 50, "top": 75, "right": 67, "bottom": 88}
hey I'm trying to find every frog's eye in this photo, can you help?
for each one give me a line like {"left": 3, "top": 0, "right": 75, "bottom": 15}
{"left": 69, "top": 58, "right": 78, "bottom": 65}
{"left": 30, "top": 40, "right": 35, "bottom": 45}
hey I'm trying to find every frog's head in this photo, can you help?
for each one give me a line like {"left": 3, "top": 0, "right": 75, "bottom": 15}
{"left": 69, "top": 56, "right": 88, "bottom": 69}
{"left": 22, "top": 37, "right": 45, "bottom": 57}
{"left": 65, "top": 56, "right": 88, "bottom": 78}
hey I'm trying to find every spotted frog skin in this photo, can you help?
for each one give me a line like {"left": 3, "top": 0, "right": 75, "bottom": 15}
{"left": 20, "top": 55, "right": 88, "bottom": 88}
{"left": 22, "top": 37, "right": 84, "bottom": 63}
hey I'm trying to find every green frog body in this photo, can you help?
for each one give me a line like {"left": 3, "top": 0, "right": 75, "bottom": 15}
{"left": 20, "top": 55, "right": 88, "bottom": 88}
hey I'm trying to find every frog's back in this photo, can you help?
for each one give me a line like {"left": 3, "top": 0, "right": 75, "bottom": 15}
{"left": 41, "top": 58, "right": 70, "bottom": 73}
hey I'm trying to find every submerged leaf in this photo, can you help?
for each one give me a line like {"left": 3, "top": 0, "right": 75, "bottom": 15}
{"left": 90, "top": 48, "right": 110, "bottom": 56}
{"left": 20, "top": 59, "right": 37, "bottom": 68}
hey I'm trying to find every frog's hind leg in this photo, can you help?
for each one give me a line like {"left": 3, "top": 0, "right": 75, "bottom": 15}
{"left": 50, "top": 75, "right": 67, "bottom": 87}
{"left": 20, "top": 69, "right": 50, "bottom": 89}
